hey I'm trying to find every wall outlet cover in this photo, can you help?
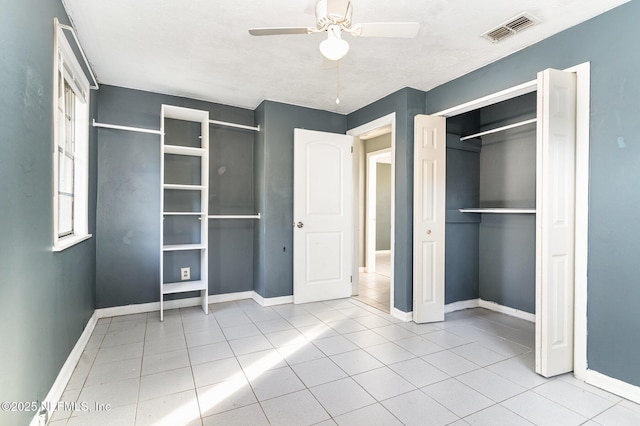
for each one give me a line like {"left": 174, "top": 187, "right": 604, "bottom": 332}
{"left": 180, "top": 267, "right": 190, "bottom": 281}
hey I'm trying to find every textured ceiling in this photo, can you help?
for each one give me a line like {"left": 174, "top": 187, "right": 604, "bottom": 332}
{"left": 62, "top": 0, "right": 628, "bottom": 114}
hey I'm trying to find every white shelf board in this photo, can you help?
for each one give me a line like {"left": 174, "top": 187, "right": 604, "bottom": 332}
{"left": 162, "top": 243, "right": 206, "bottom": 251}
{"left": 459, "top": 208, "right": 536, "bottom": 214}
{"left": 163, "top": 212, "right": 204, "bottom": 216}
{"left": 163, "top": 104, "right": 209, "bottom": 122}
{"left": 164, "top": 184, "right": 205, "bottom": 191}
{"left": 164, "top": 145, "right": 205, "bottom": 156}
{"left": 162, "top": 280, "right": 207, "bottom": 294}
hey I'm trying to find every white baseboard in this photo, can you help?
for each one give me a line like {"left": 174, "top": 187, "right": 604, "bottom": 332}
{"left": 375, "top": 250, "right": 391, "bottom": 254}
{"left": 443, "top": 298, "right": 535, "bottom": 323}
{"left": 391, "top": 307, "right": 413, "bottom": 322}
{"left": 95, "top": 291, "right": 296, "bottom": 320}
{"left": 30, "top": 312, "right": 98, "bottom": 426}
{"left": 252, "top": 292, "right": 293, "bottom": 307}
{"left": 95, "top": 292, "right": 257, "bottom": 319}
{"left": 445, "top": 299, "right": 480, "bottom": 313}
{"left": 478, "top": 300, "right": 536, "bottom": 322}
{"left": 585, "top": 369, "right": 640, "bottom": 404}
{"left": 95, "top": 297, "right": 203, "bottom": 319}
{"left": 210, "top": 291, "right": 254, "bottom": 304}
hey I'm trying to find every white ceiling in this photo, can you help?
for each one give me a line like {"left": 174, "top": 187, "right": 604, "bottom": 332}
{"left": 62, "top": 0, "right": 628, "bottom": 114}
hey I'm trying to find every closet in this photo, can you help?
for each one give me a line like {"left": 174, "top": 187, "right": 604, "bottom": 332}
{"left": 413, "top": 67, "right": 580, "bottom": 377}
{"left": 446, "top": 92, "right": 537, "bottom": 314}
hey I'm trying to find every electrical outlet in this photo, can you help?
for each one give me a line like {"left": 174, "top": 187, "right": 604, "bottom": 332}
{"left": 180, "top": 267, "right": 190, "bottom": 281}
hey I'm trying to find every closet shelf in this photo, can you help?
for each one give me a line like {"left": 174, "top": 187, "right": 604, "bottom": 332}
{"left": 164, "top": 145, "right": 206, "bottom": 156}
{"left": 162, "top": 280, "right": 207, "bottom": 294}
{"left": 460, "top": 118, "right": 537, "bottom": 141}
{"left": 459, "top": 208, "right": 536, "bottom": 214}
{"left": 208, "top": 213, "right": 261, "bottom": 220}
{"left": 164, "top": 184, "right": 205, "bottom": 191}
{"left": 162, "top": 243, "right": 206, "bottom": 251}
{"left": 163, "top": 212, "right": 205, "bottom": 216}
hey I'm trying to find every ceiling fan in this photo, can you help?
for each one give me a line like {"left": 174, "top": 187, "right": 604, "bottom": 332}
{"left": 248, "top": 0, "right": 420, "bottom": 61}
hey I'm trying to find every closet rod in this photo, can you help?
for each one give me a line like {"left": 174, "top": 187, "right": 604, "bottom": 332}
{"left": 92, "top": 119, "right": 163, "bottom": 135}
{"left": 208, "top": 213, "right": 261, "bottom": 219}
{"left": 459, "top": 208, "right": 536, "bottom": 214}
{"left": 209, "top": 120, "right": 260, "bottom": 132}
{"left": 460, "top": 118, "right": 537, "bottom": 141}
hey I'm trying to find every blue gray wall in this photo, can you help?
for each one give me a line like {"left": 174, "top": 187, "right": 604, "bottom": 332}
{"left": 445, "top": 131, "right": 481, "bottom": 304}
{"left": 254, "top": 101, "right": 346, "bottom": 298}
{"left": 478, "top": 93, "right": 537, "bottom": 313}
{"left": 0, "top": 1, "right": 97, "bottom": 424}
{"left": 424, "top": 1, "right": 640, "bottom": 387}
{"left": 376, "top": 163, "right": 392, "bottom": 251}
{"left": 96, "top": 85, "right": 255, "bottom": 307}
{"left": 359, "top": 133, "right": 393, "bottom": 265}
{"left": 347, "top": 88, "right": 426, "bottom": 312}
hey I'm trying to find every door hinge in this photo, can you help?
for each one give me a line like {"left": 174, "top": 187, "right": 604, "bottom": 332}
{"left": 351, "top": 146, "right": 353, "bottom": 153}
{"left": 350, "top": 275, "right": 353, "bottom": 283}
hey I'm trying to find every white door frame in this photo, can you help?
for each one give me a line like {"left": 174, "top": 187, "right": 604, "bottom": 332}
{"left": 366, "top": 148, "right": 392, "bottom": 274}
{"left": 348, "top": 113, "right": 396, "bottom": 312}
{"left": 431, "top": 62, "right": 590, "bottom": 379}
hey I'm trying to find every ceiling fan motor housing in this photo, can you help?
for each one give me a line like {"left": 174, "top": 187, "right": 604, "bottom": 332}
{"left": 316, "top": 0, "right": 353, "bottom": 30}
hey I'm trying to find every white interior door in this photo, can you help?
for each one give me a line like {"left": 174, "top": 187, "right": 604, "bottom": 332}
{"left": 413, "top": 115, "right": 446, "bottom": 323}
{"left": 536, "top": 68, "right": 577, "bottom": 377}
{"left": 294, "top": 129, "right": 353, "bottom": 304}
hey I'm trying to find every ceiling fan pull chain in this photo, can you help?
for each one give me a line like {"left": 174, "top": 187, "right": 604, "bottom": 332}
{"left": 336, "top": 61, "right": 341, "bottom": 105}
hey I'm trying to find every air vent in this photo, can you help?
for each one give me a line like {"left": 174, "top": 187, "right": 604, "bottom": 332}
{"left": 482, "top": 12, "right": 540, "bottom": 43}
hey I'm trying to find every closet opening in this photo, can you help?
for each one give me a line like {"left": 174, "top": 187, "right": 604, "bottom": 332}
{"left": 446, "top": 92, "right": 538, "bottom": 319}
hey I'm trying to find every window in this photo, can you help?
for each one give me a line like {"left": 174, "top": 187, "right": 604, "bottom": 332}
{"left": 52, "top": 22, "right": 91, "bottom": 251}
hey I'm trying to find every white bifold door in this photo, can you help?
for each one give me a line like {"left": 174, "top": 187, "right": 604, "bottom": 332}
{"left": 413, "top": 115, "right": 446, "bottom": 323}
{"left": 293, "top": 129, "right": 354, "bottom": 304}
{"left": 535, "top": 68, "right": 577, "bottom": 377}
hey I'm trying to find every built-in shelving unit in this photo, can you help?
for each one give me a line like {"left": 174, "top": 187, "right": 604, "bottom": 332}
{"left": 160, "top": 105, "right": 209, "bottom": 321}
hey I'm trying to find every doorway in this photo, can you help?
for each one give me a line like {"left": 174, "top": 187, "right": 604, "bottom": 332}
{"left": 357, "top": 147, "right": 392, "bottom": 312}
{"left": 348, "top": 114, "right": 396, "bottom": 314}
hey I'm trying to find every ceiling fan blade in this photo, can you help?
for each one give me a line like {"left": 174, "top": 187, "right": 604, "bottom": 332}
{"left": 353, "top": 22, "right": 420, "bottom": 38}
{"left": 248, "top": 27, "right": 311, "bottom": 36}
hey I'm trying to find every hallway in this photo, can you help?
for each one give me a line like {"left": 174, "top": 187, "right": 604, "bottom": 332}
{"left": 356, "top": 253, "right": 391, "bottom": 313}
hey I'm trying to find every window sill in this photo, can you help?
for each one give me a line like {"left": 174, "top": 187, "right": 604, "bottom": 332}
{"left": 52, "top": 234, "right": 93, "bottom": 252}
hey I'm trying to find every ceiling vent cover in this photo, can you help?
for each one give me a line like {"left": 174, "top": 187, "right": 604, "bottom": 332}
{"left": 482, "top": 12, "right": 540, "bottom": 43}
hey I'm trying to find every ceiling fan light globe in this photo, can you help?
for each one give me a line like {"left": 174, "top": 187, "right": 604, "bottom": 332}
{"left": 319, "top": 37, "right": 349, "bottom": 61}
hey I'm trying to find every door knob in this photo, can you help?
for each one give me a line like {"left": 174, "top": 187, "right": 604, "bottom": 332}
{"left": 426, "top": 229, "right": 432, "bottom": 235}
{"left": 296, "top": 222, "right": 304, "bottom": 228}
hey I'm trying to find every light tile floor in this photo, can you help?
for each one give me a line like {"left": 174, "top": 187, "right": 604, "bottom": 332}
{"left": 50, "top": 300, "right": 640, "bottom": 425}
{"left": 357, "top": 253, "right": 391, "bottom": 313}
